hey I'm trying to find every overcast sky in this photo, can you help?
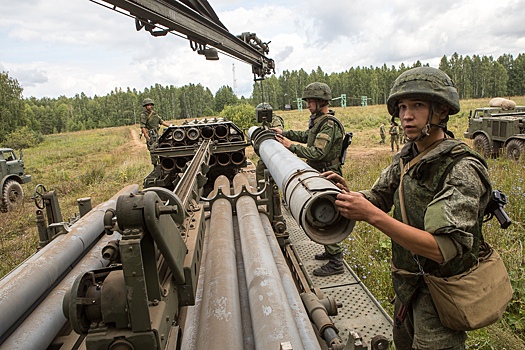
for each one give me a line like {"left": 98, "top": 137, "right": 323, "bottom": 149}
{"left": 1, "top": 0, "right": 524, "bottom": 100}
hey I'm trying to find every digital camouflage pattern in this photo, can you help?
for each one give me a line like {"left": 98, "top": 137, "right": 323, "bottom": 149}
{"left": 389, "top": 124, "right": 399, "bottom": 151}
{"left": 283, "top": 110, "right": 344, "bottom": 176}
{"left": 360, "top": 139, "right": 491, "bottom": 306}
{"left": 301, "top": 82, "right": 332, "bottom": 101}
{"left": 387, "top": 67, "right": 461, "bottom": 119}
{"left": 140, "top": 109, "right": 165, "bottom": 165}
{"left": 393, "top": 289, "right": 467, "bottom": 349}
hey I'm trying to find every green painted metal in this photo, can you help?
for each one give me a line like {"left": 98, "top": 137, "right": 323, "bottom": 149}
{"left": 332, "top": 94, "right": 347, "bottom": 109}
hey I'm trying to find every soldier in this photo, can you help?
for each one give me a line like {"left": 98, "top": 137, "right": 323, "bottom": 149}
{"left": 272, "top": 82, "right": 346, "bottom": 277}
{"left": 379, "top": 122, "right": 386, "bottom": 144}
{"left": 140, "top": 98, "right": 170, "bottom": 165}
{"left": 255, "top": 103, "right": 285, "bottom": 186}
{"left": 390, "top": 121, "right": 399, "bottom": 152}
{"left": 324, "top": 67, "right": 492, "bottom": 349}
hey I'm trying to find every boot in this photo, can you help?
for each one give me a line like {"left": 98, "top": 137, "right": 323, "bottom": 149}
{"left": 314, "top": 251, "right": 331, "bottom": 260}
{"left": 313, "top": 252, "right": 344, "bottom": 276}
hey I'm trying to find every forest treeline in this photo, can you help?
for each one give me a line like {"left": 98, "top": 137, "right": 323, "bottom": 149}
{"left": 1, "top": 52, "right": 524, "bottom": 146}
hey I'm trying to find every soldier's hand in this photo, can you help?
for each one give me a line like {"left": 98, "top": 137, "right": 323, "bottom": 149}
{"left": 321, "top": 171, "right": 349, "bottom": 192}
{"left": 335, "top": 191, "right": 374, "bottom": 221}
{"left": 271, "top": 128, "right": 283, "bottom": 134}
{"left": 275, "top": 134, "right": 291, "bottom": 149}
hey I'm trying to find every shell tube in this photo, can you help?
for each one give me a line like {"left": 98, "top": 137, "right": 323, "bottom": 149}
{"left": 161, "top": 157, "right": 176, "bottom": 171}
{"left": 187, "top": 127, "right": 200, "bottom": 141}
{"left": 176, "top": 157, "right": 189, "bottom": 169}
{"left": 0, "top": 184, "right": 140, "bottom": 341}
{"left": 248, "top": 126, "right": 355, "bottom": 245}
{"left": 172, "top": 128, "right": 186, "bottom": 142}
{"left": 233, "top": 173, "right": 305, "bottom": 350}
{"left": 214, "top": 124, "right": 228, "bottom": 139}
{"left": 201, "top": 126, "right": 214, "bottom": 139}
{"left": 217, "top": 153, "right": 231, "bottom": 166}
{"left": 231, "top": 151, "right": 245, "bottom": 165}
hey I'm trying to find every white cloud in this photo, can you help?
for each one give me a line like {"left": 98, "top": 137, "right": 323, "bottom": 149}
{"left": 0, "top": 0, "right": 524, "bottom": 99}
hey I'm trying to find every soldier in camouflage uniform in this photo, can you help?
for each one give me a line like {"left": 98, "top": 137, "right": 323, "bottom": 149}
{"left": 140, "top": 98, "right": 170, "bottom": 165}
{"left": 390, "top": 121, "right": 399, "bottom": 152}
{"left": 324, "top": 67, "right": 492, "bottom": 349}
{"left": 273, "top": 82, "right": 346, "bottom": 277}
{"left": 255, "top": 103, "right": 285, "bottom": 186}
{"left": 379, "top": 122, "right": 386, "bottom": 144}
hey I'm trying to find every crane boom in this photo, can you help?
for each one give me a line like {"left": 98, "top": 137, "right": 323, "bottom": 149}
{"left": 96, "top": 0, "right": 275, "bottom": 78}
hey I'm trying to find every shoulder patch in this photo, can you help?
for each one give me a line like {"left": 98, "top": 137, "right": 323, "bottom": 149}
{"left": 326, "top": 120, "right": 334, "bottom": 127}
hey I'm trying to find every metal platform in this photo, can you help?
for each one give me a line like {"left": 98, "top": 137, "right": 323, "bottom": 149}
{"left": 283, "top": 205, "right": 393, "bottom": 346}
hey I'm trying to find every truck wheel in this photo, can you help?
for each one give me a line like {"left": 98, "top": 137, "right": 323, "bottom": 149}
{"left": 506, "top": 139, "right": 524, "bottom": 162}
{"left": 2, "top": 180, "right": 24, "bottom": 210}
{"left": 473, "top": 134, "right": 491, "bottom": 158}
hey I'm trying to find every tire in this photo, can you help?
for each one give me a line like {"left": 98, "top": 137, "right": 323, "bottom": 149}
{"left": 473, "top": 134, "right": 491, "bottom": 158}
{"left": 2, "top": 180, "right": 24, "bottom": 210}
{"left": 506, "top": 139, "right": 525, "bottom": 162}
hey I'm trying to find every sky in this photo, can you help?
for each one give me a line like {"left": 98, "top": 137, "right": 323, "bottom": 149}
{"left": 1, "top": 0, "right": 524, "bottom": 100}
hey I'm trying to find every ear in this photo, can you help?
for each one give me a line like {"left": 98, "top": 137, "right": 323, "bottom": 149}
{"left": 438, "top": 104, "right": 449, "bottom": 120}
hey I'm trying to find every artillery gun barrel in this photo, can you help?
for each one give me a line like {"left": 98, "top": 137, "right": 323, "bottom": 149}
{"left": 248, "top": 126, "right": 355, "bottom": 245}
{"left": 0, "top": 231, "right": 122, "bottom": 350}
{"left": 0, "top": 184, "right": 139, "bottom": 340}
{"left": 195, "top": 175, "right": 243, "bottom": 350}
{"left": 233, "top": 173, "right": 305, "bottom": 350}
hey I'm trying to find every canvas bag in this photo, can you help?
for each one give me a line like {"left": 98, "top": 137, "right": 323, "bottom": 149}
{"left": 423, "top": 240, "right": 513, "bottom": 331}
{"left": 398, "top": 142, "right": 513, "bottom": 331}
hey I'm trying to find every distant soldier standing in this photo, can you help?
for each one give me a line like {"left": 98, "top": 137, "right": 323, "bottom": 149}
{"left": 140, "top": 98, "right": 170, "bottom": 165}
{"left": 255, "top": 103, "right": 285, "bottom": 185}
{"left": 390, "top": 121, "right": 399, "bottom": 152}
{"left": 273, "top": 82, "right": 346, "bottom": 276}
{"left": 379, "top": 122, "right": 386, "bottom": 144}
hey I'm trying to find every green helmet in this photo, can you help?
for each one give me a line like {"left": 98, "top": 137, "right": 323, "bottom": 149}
{"left": 387, "top": 67, "right": 460, "bottom": 118}
{"left": 256, "top": 102, "right": 273, "bottom": 110}
{"left": 302, "top": 82, "right": 332, "bottom": 101}
{"left": 142, "top": 98, "right": 155, "bottom": 107}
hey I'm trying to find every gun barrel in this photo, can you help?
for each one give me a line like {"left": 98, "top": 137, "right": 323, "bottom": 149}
{"left": 249, "top": 127, "right": 355, "bottom": 245}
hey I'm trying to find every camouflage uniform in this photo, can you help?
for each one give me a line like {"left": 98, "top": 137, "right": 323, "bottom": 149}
{"left": 283, "top": 109, "right": 344, "bottom": 256}
{"left": 390, "top": 124, "right": 399, "bottom": 152}
{"left": 361, "top": 139, "right": 491, "bottom": 349}
{"left": 140, "top": 109, "right": 165, "bottom": 165}
{"left": 283, "top": 110, "right": 344, "bottom": 176}
{"left": 256, "top": 114, "right": 285, "bottom": 184}
{"left": 379, "top": 124, "right": 386, "bottom": 144}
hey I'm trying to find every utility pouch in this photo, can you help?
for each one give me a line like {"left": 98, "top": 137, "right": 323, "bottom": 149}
{"left": 423, "top": 241, "right": 513, "bottom": 331}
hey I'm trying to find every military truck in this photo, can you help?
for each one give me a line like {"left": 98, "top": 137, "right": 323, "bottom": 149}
{"left": 464, "top": 105, "right": 525, "bottom": 160}
{"left": 0, "top": 148, "right": 32, "bottom": 210}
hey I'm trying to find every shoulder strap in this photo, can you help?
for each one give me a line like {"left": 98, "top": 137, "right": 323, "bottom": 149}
{"left": 146, "top": 111, "right": 153, "bottom": 122}
{"left": 398, "top": 139, "right": 445, "bottom": 224}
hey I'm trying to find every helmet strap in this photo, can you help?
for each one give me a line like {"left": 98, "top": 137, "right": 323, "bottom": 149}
{"left": 406, "top": 102, "right": 447, "bottom": 143}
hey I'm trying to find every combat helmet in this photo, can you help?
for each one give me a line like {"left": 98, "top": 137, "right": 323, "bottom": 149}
{"left": 387, "top": 67, "right": 459, "bottom": 142}
{"left": 302, "top": 82, "right": 332, "bottom": 101}
{"left": 387, "top": 67, "right": 460, "bottom": 118}
{"left": 256, "top": 102, "right": 273, "bottom": 110}
{"left": 142, "top": 98, "right": 155, "bottom": 107}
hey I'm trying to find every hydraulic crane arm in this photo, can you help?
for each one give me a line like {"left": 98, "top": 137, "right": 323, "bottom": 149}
{"left": 95, "top": 0, "right": 275, "bottom": 78}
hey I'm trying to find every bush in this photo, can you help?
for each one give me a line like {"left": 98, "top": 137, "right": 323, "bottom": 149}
{"left": 219, "top": 104, "right": 255, "bottom": 129}
{"left": 2, "top": 126, "right": 44, "bottom": 149}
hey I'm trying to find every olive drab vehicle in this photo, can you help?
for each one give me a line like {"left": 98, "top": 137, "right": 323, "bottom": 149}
{"left": 0, "top": 1, "right": 393, "bottom": 349}
{"left": 464, "top": 104, "right": 525, "bottom": 161}
{"left": 0, "top": 148, "right": 31, "bottom": 211}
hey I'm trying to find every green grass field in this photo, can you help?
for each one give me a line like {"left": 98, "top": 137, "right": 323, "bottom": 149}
{"left": 1, "top": 97, "right": 524, "bottom": 349}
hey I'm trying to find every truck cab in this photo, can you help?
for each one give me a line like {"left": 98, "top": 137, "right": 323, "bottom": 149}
{"left": 0, "top": 148, "right": 32, "bottom": 210}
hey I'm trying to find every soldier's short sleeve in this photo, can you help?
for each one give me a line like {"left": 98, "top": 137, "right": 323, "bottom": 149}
{"left": 359, "top": 154, "right": 401, "bottom": 212}
{"left": 425, "top": 157, "right": 490, "bottom": 263}
{"left": 140, "top": 112, "right": 147, "bottom": 128}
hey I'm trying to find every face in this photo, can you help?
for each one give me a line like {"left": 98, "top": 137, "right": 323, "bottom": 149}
{"left": 305, "top": 98, "right": 318, "bottom": 113}
{"left": 146, "top": 104, "right": 153, "bottom": 111}
{"left": 397, "top": 98, "right": 433, "bottom": 140}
